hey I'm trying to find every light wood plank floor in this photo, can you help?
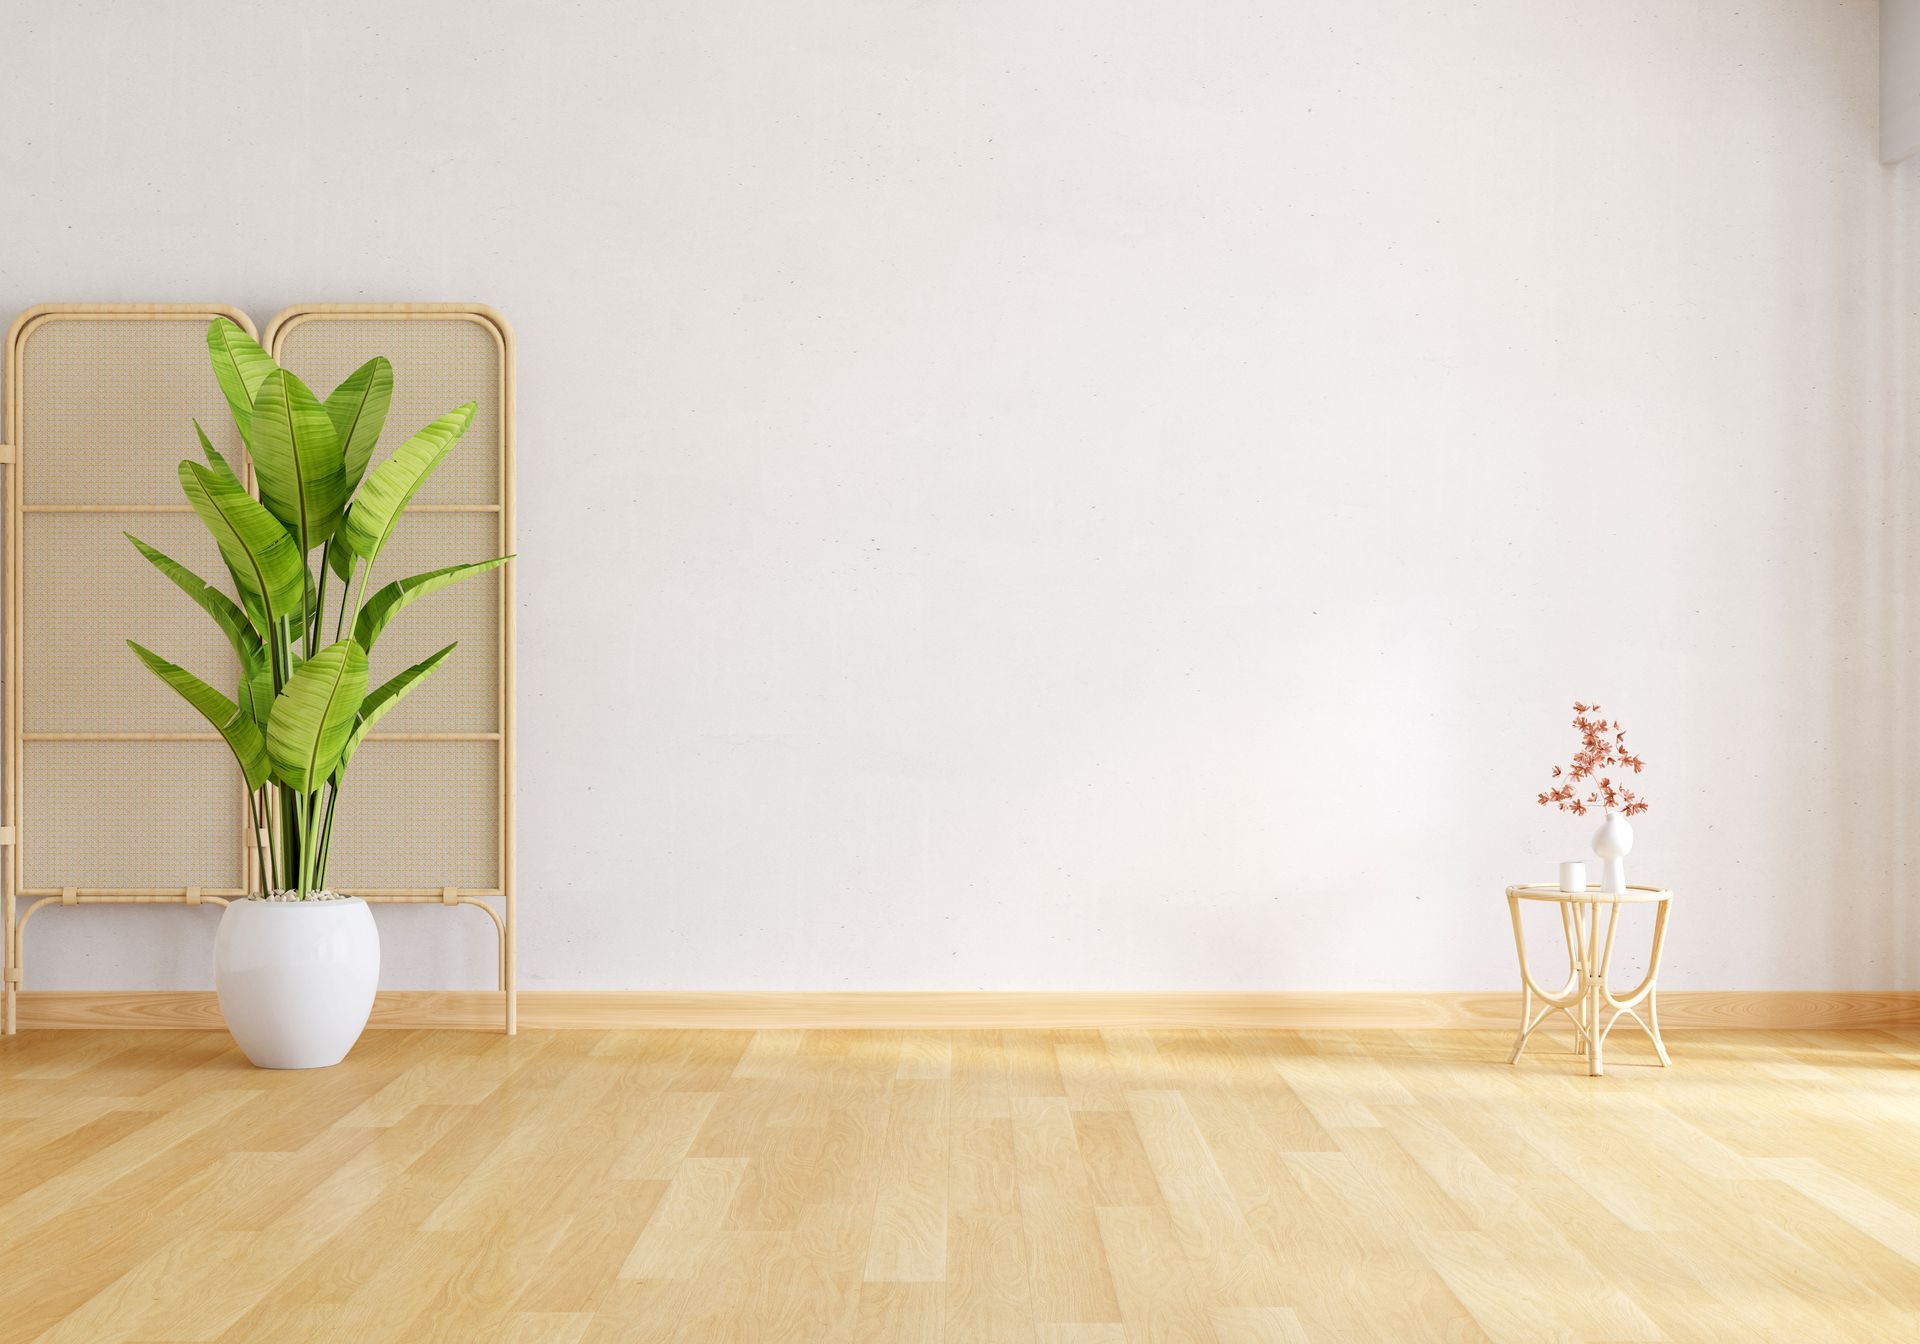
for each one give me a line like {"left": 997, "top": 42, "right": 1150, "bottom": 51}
{"left": 4, "top": 1026, "right": 1920, "bottom": 1341}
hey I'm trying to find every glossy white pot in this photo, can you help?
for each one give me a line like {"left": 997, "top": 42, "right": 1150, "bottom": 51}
{"left": 214, "top": 897, "right": 379, "bottom": 1069}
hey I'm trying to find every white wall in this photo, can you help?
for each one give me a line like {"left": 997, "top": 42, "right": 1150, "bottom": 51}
{"left": 1886, "top": 0, "right": 1920, "bottom": 161}
{"left": 2, "top": 1, "right": 1914, "bottom": 993}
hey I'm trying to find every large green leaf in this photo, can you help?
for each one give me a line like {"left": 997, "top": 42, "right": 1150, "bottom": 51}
{"left": 237, "top": 657, "right": 274, "bottom": 728}
{"left": 266, "top": 640, "right": 368, "bottom": 791}
{"left": 250, "top": 368, "right": 346, "bottom": 555}
{"left": 242, "top": 650, "right": 302, "bottom": 728}
{"left": 191, "top": 423, "right": 270, "bottom": 632}
{"left": 124, "top": 533, "right": 263, "bottom": 670}
{"left": 324, "top": 357, "right": 394, "bottom": 497}
{"left": 206, "top": 319, "right": 276, "bottom": 441}
{"left": 178, "top": 461, "right": 307, "bottom": 626}
{"left": 324, "top": 533, "right": 355, "bottom": 584}
{"left": 127, "top": 642, "right": 270, "bottom": 791}
{"left": 194, "top": 420, "right": 245, "bottom": 491}
{"left": 341, "top": 402, "right": 476, "bottom": 565}
{"left": 335, "top": 643, "right": 457, "bottom": 778}
{"left": 352, "top": 556, "right": 512, "bottom": 653}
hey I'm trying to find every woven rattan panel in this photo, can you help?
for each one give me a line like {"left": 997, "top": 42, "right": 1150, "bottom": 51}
{"left": 19, "top": 316, "right": 244, "bottom": 507}
{"left": 266, "top": 306, "right": 513, "bottom": 903}
{"left": 325, "top": 741, "right": 500, "bottom": 890}
{"left": 28, "top": 512, "right": 237, "bottom": 734}
{"left": 8, "top": 307, "right": 256, "bottom": 900}
{"left": 24, "top": 742, "right": 241, "bottom": 889}
{"left": 352, "top": 512, "right": 501, "bottom": 736}
{"left": 2, "top": 303, "right": 515, "bottom": 1034}
{"left": 272, "top": 317, "right": 501, "bottom": 506}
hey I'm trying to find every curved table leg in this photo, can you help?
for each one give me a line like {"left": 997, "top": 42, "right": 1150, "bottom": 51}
{"left": 1575, "top": 904, "right": 1592, "bottom": 1059}
{"left": 1592, "top": 896, "right": 1673, "bottom": 1073}
{"left": 1588, "top": 982, "right": 1604, "bottom": 1076}
{"left": 1646, "top": 987, "right": 1670, "bottom": 1066}
{"left": 1509, "top": 982, "right": 1532, "bottom": 1064}
{"left": 1643, "top": 902, "right": 1672, "bottom": 1066}
{"left": 1606, "top": 897, "right": 1671, "bottom": 1070}
{"left": 1509, "top": 891, "right": 1587, "bottom": 1065}
{"left": 1588, "top": 900, "right": 1622, "bottom": 1077}
{"left": 1510, "top": 887, "right": 1674, "bottom": 1076}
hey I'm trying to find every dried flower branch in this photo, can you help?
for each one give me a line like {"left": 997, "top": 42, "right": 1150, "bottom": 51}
{"left": 1536, "top": 701, "right": 1649, "bottom": 817}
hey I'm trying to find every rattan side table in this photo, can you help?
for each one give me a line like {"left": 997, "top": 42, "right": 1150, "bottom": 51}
{"left": 1506, "top": 882, "right": 1673, "bottom": 1077}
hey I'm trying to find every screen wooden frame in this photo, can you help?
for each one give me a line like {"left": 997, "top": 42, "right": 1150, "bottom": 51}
{"left": 1, "top": 302, "right": 516, "bottom": 1035}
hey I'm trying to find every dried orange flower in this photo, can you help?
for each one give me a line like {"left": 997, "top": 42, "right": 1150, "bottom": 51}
{"left": 1538, "top": 702, "right": 1649, "bottom": 817}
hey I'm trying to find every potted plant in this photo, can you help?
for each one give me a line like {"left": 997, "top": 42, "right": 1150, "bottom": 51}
{"left": 126, "top": 319, "right": 511, "bottom": 1068}
{"left": 1537, "top": 701, "right": 1649, "bottom": 893}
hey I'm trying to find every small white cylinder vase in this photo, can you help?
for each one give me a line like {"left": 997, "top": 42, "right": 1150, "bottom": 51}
{"left": 214, "top": 897, "right": 380, "bottom": 1069}
{"left": 1558, "top": 860, "right": 1587, "bottom": 893}
{"left": 1591, "top": 811, "right": 1634, "bottom": 894}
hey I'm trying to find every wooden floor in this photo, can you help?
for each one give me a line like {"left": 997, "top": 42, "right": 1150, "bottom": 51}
{"left": 3, "top": 1027, "right": 1920, "bottom": 1342}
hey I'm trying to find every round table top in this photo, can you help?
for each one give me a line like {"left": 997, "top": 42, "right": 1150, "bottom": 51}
{"left": 1507, "top": 882, "right": 1672, "bottom": 905}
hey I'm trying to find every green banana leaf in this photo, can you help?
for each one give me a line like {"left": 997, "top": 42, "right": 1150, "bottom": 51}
{"left": 341, "top": 402, "right": 476, "bottom": 565}
{"left": 324, "top": 357, "right": 394, "bottom": 497}
{"left": 237, "top": 657, "right": 274, "bottom": 728}
{"left": 134, "top": 322, "right": 505, "bottom": 896}
{"left": 353, "top": 556, "right": 512, "bottom": 653}
{"left": 178, "top": 461, "right": 307, "bottom": 627}
{"left": 127, "top": 641, "right": 271, "bottom": 791}
{"left": 266, "top": 639, "right": 368, "bottom": 791}
{"left": 335, "top": 643, "right": 457, "bottom": 778}
{"left": 193, "top": 422, "right": 268, "bottom": 628}
{"left": 124, "top": 533, "right": 263, "bottom": 670}
{"left": 325, "top": 533, "right": 355, "bottom": 584}
{"left": 249, "top": 368, "right": 346, "bottom": 555}
{"left": 206, "top": 319, "right": 276, "bottom": 442}
{"left": 195, "top": 420, "right": 246, "bottom": 491}
{"left": 243, "top": 649, "right": 304, "bottom": 728}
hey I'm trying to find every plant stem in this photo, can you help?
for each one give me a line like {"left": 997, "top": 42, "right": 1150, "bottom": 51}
{"left": 295, "top": 791, "right": 308, "bottom": 897}
{"left": 258, "top": 789, "right": 271, "bottom": 894}
{"left": 269, "top": 615, "right": 301, "bottom": 893}
{"left": 267, "top": 787, "right": 278, "bottom": 893}
{"left": 347, "top": 562, "right": 374, "bottom": 650}
{"left": 246, "top": 789, "right": 265, "bottom": 897}
{"left": 268, "top": 792, "right": 276, "bottom": 895}
{"left": 280, "top": 783, "right": 300, "bottom": 894}
{"left": 303, "top": 790, "right": 327, "bottom": 896}
{"left": 260, "top": 789, "right": 279, "bottom": 894}
{"left": 310, "top": 562, "right": 327, "bottom": 659}
{"left": 334, "top": 556, "right": 355, "bottom": 641}
{"left": 315, "top": 782, "right": 340, "bottom": 890}
{"left": 305, "top": 791, "right": 322, "bottom": 897}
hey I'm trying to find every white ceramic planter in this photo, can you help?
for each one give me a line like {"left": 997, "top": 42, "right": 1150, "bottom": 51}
{"left": 214, "top": 897, "right": 380, "bottom": 1069}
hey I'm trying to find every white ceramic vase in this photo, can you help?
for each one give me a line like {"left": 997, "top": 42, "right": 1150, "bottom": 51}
{"left": 213, "top": 897, "right": 380, "bottom": 1069}
{"left": 1592, "top": 811, "right": 1633, "bottom": 894}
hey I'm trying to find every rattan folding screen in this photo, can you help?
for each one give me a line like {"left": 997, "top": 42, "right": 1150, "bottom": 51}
{"left": 0, "top": 303, "right": 516, "bottom": 1034}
